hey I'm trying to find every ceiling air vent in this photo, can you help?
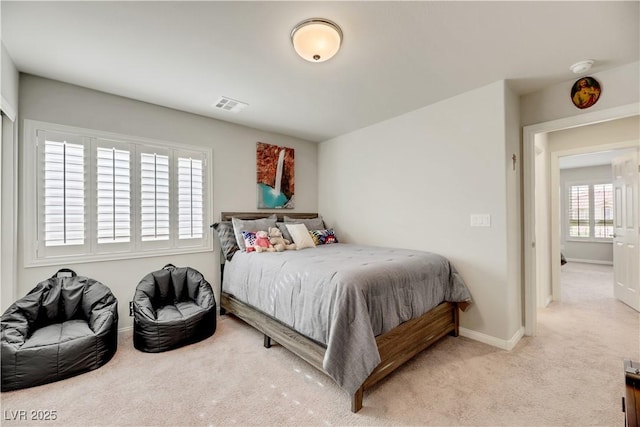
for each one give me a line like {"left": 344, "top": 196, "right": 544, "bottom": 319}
{"left": 213, "top": 96, "right": 248, "bottom": 113}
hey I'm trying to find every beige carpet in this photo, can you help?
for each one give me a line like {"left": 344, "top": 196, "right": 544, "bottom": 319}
{"left": 1, "top": 262, "right": 638, "bottom": 426}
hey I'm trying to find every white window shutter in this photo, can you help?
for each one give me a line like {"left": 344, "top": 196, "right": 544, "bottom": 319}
{"left": 594, "top": 183, "right": 613, "bottom": 238}
{"left": 97, "top": 146, "right": 131, "bottom": 244}
{"left": 568, "top": 184, "right": 590, "bottom": 238}
{"left": 178, "top": 157, "right": 204, "bottom": 239}
{"left": 27, "top": 120, "right": 211, "bottom": 267}
{"left": 43, "top": 139, "right": 85, "bottom": 246}
{"left": 140, "top": 152, "right": 170, "bottom": 241}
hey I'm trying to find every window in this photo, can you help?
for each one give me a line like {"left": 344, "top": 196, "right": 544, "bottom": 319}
{"left": 25, "top": 120, "right": 212, "bottom": 266}
{"left": 177, "top": 156, "right": 204, "bottom": 240}
{"left": 593, "top": 184, "right": 614, "bottom": 238}
{"left": 567, "top": 182, "right": 613, "bottom": 240}
{"left": 140, "top": 151, "right": 170, "bottom": 242}
{"left": 44, "top": 138, "right": 86, "bottom": 247}
{"left": 96, "top": 144, "right": 131, "bottom": 245}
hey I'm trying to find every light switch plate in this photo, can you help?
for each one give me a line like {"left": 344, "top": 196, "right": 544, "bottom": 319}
{"left": 470, "top": 214, "right": 491, "bottom": 227}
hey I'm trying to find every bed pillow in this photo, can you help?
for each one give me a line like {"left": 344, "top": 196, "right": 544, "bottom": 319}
{"left": 309, "top": 228, "right": 339, "bottom": 245}
{"left": 284, "top": 215, "right": 325, "bottom": 230}
{"left": 276, "top": 222, "right": 293, "bottom": 242}
{"left": 232, "top": 214, "right": 277, "bottom": 251}
{"left": 212, "top": 221, "right": 240, "bottom": 261}
{"left": 286, "top": 223, "right": 316, "bottom": 250}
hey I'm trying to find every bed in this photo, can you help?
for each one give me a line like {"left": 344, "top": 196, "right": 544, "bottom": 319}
{"left": 214, "top": 212, "right": 472, "bottom": 412}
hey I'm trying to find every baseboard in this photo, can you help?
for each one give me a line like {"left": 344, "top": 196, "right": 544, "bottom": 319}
{"left": 118, "top": 325, "right": 133, "bottom": 333}
{"left": 459, "top": 326, "right": 524, "bottom": 351}
{"left": 565, "top": 258, "right": 613, "bottom": 266}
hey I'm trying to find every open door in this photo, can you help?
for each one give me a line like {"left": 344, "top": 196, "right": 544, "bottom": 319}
{"left": 612, "top": 150, "right": 639, "bottom": 312}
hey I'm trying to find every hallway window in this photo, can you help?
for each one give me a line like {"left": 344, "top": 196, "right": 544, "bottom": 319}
{"left": 567, "top": 182, "right": 613, "bottom": 240}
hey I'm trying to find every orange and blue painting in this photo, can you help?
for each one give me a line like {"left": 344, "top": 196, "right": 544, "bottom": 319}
{"left": 257, "top": 142, "right": 295, "bottom": 209}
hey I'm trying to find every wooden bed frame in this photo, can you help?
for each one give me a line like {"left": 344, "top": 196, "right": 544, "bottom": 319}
{"left": 216, "top": 212, "right": 463, "bottom": 412}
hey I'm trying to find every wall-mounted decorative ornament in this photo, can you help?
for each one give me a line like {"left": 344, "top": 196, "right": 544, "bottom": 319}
{"left": 256, "top": 142, "right": 295, "bottom": 209}
{"left": 571, "top": 76, "right": 601, "bottom": 109}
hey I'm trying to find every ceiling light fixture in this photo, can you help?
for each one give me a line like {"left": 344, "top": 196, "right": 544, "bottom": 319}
{"left": 569, "top": 60, "right": 594, "bottom": 74}
{"left": 291, "top": 18, "right": 342, "bottom": 63}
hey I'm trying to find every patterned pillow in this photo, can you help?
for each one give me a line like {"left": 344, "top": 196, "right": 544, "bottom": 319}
{"left": 212, "top": 222, "right": 239, "bottom": 261}
{"left": 241, "top": 231, "right": 258, "bottom": 253}
{"left": 309, "top": 228, "right": 338, "bottom": 245}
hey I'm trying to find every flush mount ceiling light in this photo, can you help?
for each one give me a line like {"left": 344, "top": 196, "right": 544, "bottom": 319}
{"left": 570, "top": 60, "right": 594, "bottom": 74}
{"left": 291, "top": 18, "right": 342, "bottom": 63}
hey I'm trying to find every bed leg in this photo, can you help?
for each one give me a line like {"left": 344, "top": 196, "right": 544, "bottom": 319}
{"left": 219, "top": 307, "right": 226, "bottom": 316}
{"left": 351, "top": 387, "right": 364, "bottom": 413}
{"left": 450, "top": 303, "right": 460, "bottom": 337}
{"left": 263, "top": 335, "right": 272, "bottom": 348}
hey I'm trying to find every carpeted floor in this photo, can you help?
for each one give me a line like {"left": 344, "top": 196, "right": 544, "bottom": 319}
{"left": 1, "top": 262, "right": 638, "bottom": 426}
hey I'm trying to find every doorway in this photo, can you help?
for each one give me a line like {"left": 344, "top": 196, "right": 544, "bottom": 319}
{"left": 556, "top": 149, "right": 637, "bottom": 307}
{"left": 523, "top": 104, "right": 640, "bottom": 336}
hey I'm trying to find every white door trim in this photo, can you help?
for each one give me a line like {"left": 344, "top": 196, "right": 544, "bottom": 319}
{"left": 523, "top": 103, "right": 640, "bottom": 336}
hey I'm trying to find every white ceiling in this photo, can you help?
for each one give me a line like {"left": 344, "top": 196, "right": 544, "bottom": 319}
{"left": 2, "top": 1, "right": 639, "bottom": 142}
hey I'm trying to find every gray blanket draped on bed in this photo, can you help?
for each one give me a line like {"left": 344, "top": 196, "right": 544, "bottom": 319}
{"left": 222, "top": 243, "right": 472, "bottom": 395}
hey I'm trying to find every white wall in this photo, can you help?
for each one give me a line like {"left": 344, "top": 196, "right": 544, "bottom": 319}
{"left": 16, "top": 74, "right": 318, "bottom": 328}
{"left": 504, "top": 84, "right": 522, "bottom": 337}
{"left": 548, "top": 115, "right": 640, "bottom": 152}
{"left": 319, "top": 80, "right": 521, "bottom": 344}
{"left": 520, "top": 61, "right": 640, "bottom": 126}
{"left": 1, "top": 43, "right": 19, "bottom": 312}
{"left": 1, "top": 42, "right": 19, "bottom": 119}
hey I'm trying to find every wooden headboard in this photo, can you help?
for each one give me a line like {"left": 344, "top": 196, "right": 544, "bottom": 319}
{"left": 220, "top": 212, "right": 318, "bottom": 222}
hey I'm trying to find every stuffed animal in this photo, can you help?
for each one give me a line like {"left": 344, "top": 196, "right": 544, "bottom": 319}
{"left": 254, "top": 230, "right": 276, "bottom": 253}
{"left": 268, "top": 227, "right": 296, "bottom": 252}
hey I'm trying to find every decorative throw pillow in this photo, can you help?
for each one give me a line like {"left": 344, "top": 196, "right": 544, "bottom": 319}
{"left": 285, "top": 223, "right": 316, "bottom": 250}
{"left": 309, "top": 228, "right": 338, "bottom": 245}
{"left": 241, "top": 231, "right": 258, "bottom": 253}
{"left": 212, "top": 221, "right": 240, "bottom": 261}
{"left": 232, "top": 215, "right": 277, "bottom": 251}
{"left": 284, "top": 215, "right": 325, "bottom": 230}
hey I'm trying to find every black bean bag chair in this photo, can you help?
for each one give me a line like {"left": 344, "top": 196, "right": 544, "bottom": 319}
{"left": 132, "top": 264, "right": 216, "bottom": 353}
{"left": 1, "top": 269, "right": 118, "bottom": 392}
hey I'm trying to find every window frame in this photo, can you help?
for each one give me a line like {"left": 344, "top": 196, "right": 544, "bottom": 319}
{"left": 24, "top": 120, "right": 213, "bottom": 267}
{"left": 564, "top": 179, "right": 614, "bottom": 243}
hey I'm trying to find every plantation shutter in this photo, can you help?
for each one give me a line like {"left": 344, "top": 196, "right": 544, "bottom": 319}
{"left": 97, "top": 144, "right": 131, "bottom": 244}
{"left": 27, "top": 120, "right": 211, "bottom": 266}
{"left": 140, "top": 151, "right": 170, "bottom": 241}
{"left": 177, "top": 156, "right": 204, "bottom": 239}
{"left": 568, "top": 184, "right": 590, "bottom": 237}
{"left": 594, "top": 183, "right": 613, "bottom": 238}
{"left": 43, "top": 137, "right": 85, "bottom": 246}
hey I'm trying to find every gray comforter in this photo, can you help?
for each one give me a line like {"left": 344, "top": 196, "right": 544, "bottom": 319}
{"left": 222, "top": 243, "right": 472, "bottom": 395}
